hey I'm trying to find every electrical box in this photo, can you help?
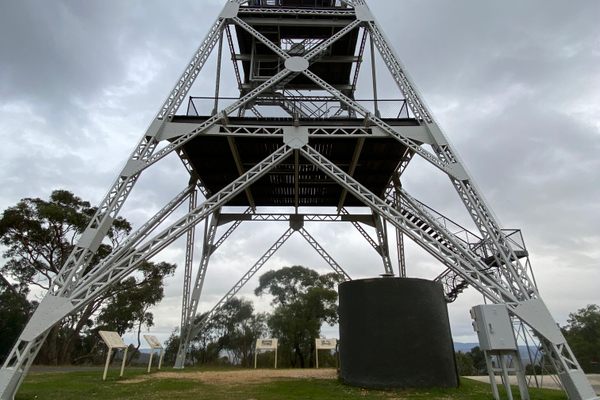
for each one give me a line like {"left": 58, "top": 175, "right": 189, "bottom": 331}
{"left": 470, "top": 304, "right": 517, "bottom": 351}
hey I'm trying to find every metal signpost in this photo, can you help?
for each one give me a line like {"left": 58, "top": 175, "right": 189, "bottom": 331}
{"left": 143, "top": 335, "right": 165, "bottom": 373}
{"left": 98, "top": 331, "right": 128, "bottom": 381}
{"left": 1, "top": 1, "right": 598, "bottom": 399}
{"left": 254, "top": 339, "right": 278, "bottom": 369}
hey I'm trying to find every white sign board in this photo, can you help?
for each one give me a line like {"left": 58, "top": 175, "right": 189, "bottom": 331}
{"left": 255, "top": 338, "right": 278, "bottom": 369}
{"left": 315, "top": 338, "right": 337, "bottom": 350}
{"left": 98, "top": 331, "right": 128, "bottom": 380}
{"left": 143, "top": 335, "right": 164, "bottom": 372}
{"left": 99, "top": 331, "right": 127, "bottom": 349}
{"left": 256, "top": 338, "right": 278, "bottom": 350}
{"left": 143, "top": 335, "right": 163, "bottom": 349}
{"left": 315, "top": 338, "right": 338, "bottom": 369}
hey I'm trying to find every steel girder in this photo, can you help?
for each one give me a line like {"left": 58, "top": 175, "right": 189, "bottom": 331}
{"left": 286, "top": 15, "right": 596, "bottom": 394}
{"left": 297, "top": 228, "right": 351, "bottom": 282}
{"left": 174, "top": 211, "right": 221, "bottom": 368}
{"left": 299, "top": 144, "right": 595, "bottom": 399}
{"left": 179, "top": 189, "right": 198, "bottom": 346}
{"left": 1, "top": 2, "right": 357, "bottom": 394}
{"left": 0, "top": 143, "right": 292, "bottom": 398}
{"left": 178, "top": 226, "right": 350, "bottom": 366}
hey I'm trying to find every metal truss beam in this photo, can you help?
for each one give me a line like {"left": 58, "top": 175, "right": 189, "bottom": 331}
{"left": 175, "top": 210, "right": 221, "bottom": 368}
{"left": 338, "top": 137, "right": 365, "bottom": 209}
{"left": 239, "top": 7, "right": 355, "bottom": 17}
{"left": 300, "top": 144, "right": 517, "bottom": 303}
{"left": 217, "top": 212, "right": 373, "bottom": 225}
{"left": 373, "top": 214, "right": 394, "bottom": 276}
{"left": 225, "top": 25, "right": 242, "bottom": 90}
{"left": 298, "top": 228, "right": 351, "bottom": 281}
{"left": 48, "top": 5, "right": 231, "bottom": 301}
{"left": 4, "top": 2, "right": 596, "bottom": 399}
{"left": 0, "top": 144, "right": 292, "bottom": 397}
{"left": 183, "top": 226, "right": 351, "bottom": 356}
{"left": 392, "top": 189, "right": 407, "bottom": 278}
{"left": 179, "top": 189, "right": 198, "bottom": 345}
{"left": 184, "top": 228, "right": 295, "bottom": 347}
{"left": 300, "top": 69, "right": 460, "bottom": 179}
{"left": 227, "top": 137, "right": 256, "bottom": 208}
{"left": 300, "top": 144, "right": 597, "bottom": 400}
{"left": 102, "top": 185, "right": 196, "bottom": 269}
{"left": 363, "top": 16, "right": 537, "bottom": 299}
{"left": 178, "top": 206, "right": 253, "bottom": 362}
{"left": 338, "top": 208, "right": 391, "bottom": 274}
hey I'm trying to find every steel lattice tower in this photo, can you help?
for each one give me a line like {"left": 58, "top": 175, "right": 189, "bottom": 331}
{"left": 1, "top": 1, "right": 597, "bottom": 399}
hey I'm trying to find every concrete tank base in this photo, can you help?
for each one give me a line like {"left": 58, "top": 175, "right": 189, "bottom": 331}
{"left": 338, "top": 277, "right": 459, "bottom": 389}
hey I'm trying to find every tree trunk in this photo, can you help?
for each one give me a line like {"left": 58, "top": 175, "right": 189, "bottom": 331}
{"left": 38, "top": 325, "right": 60, "bottom": 365}
{"left": 59, "top": 302, "right": 96, "bottom": 364}
{"left": 295, "top": 343, "right": 304, "bottom": 368}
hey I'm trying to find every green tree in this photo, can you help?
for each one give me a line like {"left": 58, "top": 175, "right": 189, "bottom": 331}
{"left": 213, "top": 298, "right": 266, "bottom": 367}
{"left": 468, "top": 346, "right": 487, "bottom": 375}
{"left": 563, "top": 304, "right": 600, "bottom": 373}
{"left": 255, "top": 266, "right": 342, "bottom": 368}
{"left": 0, "top": 276, "right": 33, "bottom": 364}
{"left": 162, "top": 330, "right": 183, "bottom": 366}
{"left": 95, "top": 261, "right": 176, "bottom": 362}
{"left": 0, "top": 190, "right": 172, "bottom": 365}
{"left": 455, "top": 351, "right": 477, "bottom": 376}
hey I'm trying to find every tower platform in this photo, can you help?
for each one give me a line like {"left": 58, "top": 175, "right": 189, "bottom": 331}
{"left": 175, "top": 116, "right": 418, "bottom": 207}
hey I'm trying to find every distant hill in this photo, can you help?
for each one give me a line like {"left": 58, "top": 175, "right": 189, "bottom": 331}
{"left": 454, "top": 342, "right": 537, "bottom": 364}
{"left": 453, "top": 342, "right": 479, "bottom": 353}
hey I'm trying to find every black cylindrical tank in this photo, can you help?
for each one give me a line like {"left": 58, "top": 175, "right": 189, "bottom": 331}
{"left": 338, "top": 277, "right": 459, "bottom": 389}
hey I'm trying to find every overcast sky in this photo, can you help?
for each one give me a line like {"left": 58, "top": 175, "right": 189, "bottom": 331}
{"left": 0, "top": 0, "right": 599, "bottom": 348}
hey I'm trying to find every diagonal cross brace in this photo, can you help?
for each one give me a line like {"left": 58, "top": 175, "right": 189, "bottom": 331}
{"left": 298, "top": 228, "right": 351, "bottom": 282}
{"left": 184, "top": 228, "right": 295, "bottom": 350}
{"left": 0, "top": 145, "right": 292, "bottom": 396}
{"left": 299, "top": 144, "right": 518, "bottom": 304}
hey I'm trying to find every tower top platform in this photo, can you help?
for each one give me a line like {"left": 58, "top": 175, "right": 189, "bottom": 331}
{"left": 236, "top": 1, "right": 359, "bottom": 93}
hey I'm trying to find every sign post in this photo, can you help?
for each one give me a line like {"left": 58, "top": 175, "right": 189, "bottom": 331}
{"left": 315, "top": 338, "right": 337, "bottom": 369}
{"left": 143, "top": 335, "right": 164, "bottom": 373}
{"left": 98, "top": 331, "right": 128, "bottom": 381}
{"left": 254, "top": 338, "right": 278, "bottom": 369}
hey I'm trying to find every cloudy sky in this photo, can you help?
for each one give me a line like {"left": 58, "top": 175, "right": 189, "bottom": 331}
{"left": 1, "top": 0, "right": 599, "bottom": 348}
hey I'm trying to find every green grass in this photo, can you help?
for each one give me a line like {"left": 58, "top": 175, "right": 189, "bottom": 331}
{"left": 17, "top": 367, "right": 568, "bottom": 400}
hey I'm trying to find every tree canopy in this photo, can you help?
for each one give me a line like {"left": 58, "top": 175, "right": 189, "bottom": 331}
{"left": 0, "top": 190, "right": 174, "bottom": 365}
{"left": 163, "top": 297, "right": 266, "bottom": 367}
{"left": 563, "top": 304, "right": 600, "bottom": 373}
{"left": 255, "top": 266, "right": 342, "bottom": 368}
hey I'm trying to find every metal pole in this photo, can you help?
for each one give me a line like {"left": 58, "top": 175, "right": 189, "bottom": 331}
{"left": 369, "top": 33, "right": 380, "bottom": 118}
{"left": 212, "top": 27, "right": 225, "bottom": 115}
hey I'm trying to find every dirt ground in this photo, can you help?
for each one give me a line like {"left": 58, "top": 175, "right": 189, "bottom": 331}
{"left": 123, "top": 370, "right": 600, "bottom": 394}
{"left": 121, "top": 368, "right": 338, "bottom": 385}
